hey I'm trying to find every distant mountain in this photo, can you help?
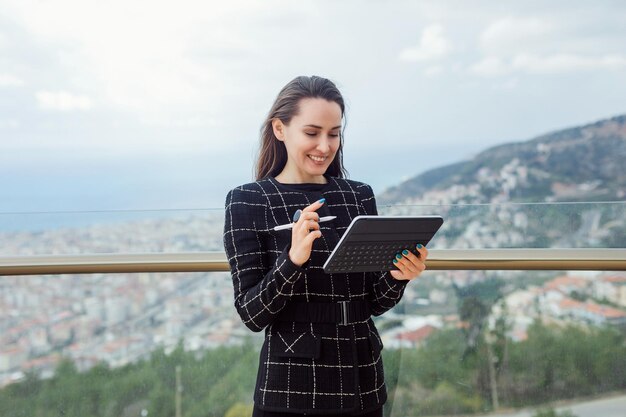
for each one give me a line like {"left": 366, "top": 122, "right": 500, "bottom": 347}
{"left": 379, "top": 114, "right": 626, "bottom": 205}
{"left": 377, "top": 114, "right": 626, "bottom": 249}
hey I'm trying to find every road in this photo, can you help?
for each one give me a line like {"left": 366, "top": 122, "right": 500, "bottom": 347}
{"left": 478, "top": 394, "right": 626, "bottom": 417}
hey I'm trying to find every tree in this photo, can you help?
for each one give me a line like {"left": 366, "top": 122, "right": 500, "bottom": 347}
{"left": 453, "top": 279, "right": 504, "bottom": 411}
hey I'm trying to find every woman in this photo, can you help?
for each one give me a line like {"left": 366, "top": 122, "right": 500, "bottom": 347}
{"left": 223, "top": 75, "right": 428, "bottom": 416}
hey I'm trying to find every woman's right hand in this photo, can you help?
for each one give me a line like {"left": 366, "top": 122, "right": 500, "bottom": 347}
{"left": 288, "top": 199, "right": 325, "bottom": 266}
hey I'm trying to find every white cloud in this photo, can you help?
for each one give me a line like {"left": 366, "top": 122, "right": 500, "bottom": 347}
{"left": 0, "top": 119, "right": 20, "bottom": 129}
{"left": 399, "top": 24, "right": 451, "bottom": 62}
{"left": 424, "top": 65, "right": 443, "bottom": 76}
{"left": 471, "top": 53, "right": 626, "bottom": 76}
{"left": 138, "top": 115, "right": 219, "bottom": 128}
{"left": 2, "top": 0, "right": 276, "bottom": 119}
{"left": 36, "top": 90, "right": 94, "bottom": 111}
{"left": 480, "top": 16, "right": 554, "bottom": 57}
{"left": 2, "top": 0, "right": 626, "bottom": 161}
{"left": 512, "top": 53, "right": 626, "bottom": 73}
{"left": 470, "top": 57, "right": 508, "bottom": 76}
{"left": 493, "top": 78, "right": 519, "bottom": 91}
{"left": 473, "top": 14, "right": 626, "bottom": 76}
{"left": 0, "top": 73, "right": 25, "bottom": 87}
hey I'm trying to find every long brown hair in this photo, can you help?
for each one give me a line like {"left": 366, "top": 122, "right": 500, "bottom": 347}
{"left": 255, "top": 75, "right": 348, "bottom": 180}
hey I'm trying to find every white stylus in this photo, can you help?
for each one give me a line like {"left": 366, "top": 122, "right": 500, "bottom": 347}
{"left": 273, "top": 216, "right": 337, "bottom": 231}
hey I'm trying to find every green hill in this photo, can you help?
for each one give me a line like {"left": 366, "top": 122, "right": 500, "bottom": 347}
{"left": 380, "top": 114, "right": 626, "bottom": 205}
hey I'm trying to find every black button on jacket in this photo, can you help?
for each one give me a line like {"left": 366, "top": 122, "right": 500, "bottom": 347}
{"left": 223, "top": 176, "right": 408, "bottom": 414}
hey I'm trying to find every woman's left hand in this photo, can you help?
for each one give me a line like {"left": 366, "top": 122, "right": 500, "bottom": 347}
{"left": 389, "top": 244, "right": 429, "bottom": 282}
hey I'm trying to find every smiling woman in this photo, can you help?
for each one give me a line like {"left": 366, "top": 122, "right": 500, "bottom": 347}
{"left": 272, "top": 97, "right": 343, "bottom": 184}
{"left": 255, "top": 76, "right": 348, "bottom": 183}
{"left": 223, "top": 76, "right": 430, "bottom": 416}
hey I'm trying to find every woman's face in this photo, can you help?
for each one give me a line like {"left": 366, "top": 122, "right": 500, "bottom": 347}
{"left": 273, "top": 98, "right": 342, "bottom": 183}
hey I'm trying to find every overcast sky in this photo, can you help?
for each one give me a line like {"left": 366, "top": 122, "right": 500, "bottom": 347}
{"left": 1, "top": 0, "right": 625, "bottom": 213}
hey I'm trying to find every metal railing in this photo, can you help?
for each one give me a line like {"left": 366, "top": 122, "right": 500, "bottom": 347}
{"left": 2, "top": 249, "right": 626, "bottom": 276}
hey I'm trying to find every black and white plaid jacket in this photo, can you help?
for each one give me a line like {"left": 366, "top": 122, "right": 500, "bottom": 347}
{"left": 223, "top": 176, "right": 408, "bottom": 414}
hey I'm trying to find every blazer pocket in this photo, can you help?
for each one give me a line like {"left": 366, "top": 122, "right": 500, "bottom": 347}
{"left": 269, "top": 331, "right": 321, "bottom": 359}
{"left": 369, "top": 331, "right": 384, "bottom": 356}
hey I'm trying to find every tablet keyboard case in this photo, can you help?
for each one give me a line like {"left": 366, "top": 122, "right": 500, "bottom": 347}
{"left": 323, "top": 216, "right": 443, "bottom": 274}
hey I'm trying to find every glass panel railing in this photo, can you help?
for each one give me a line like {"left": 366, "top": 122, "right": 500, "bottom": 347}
{"left": 2, "top": 201, "right": 624, "bottom": 257}
{"left": 376, "top": 202, "right": 626, "bottom": 416}
{"left": 379, "top": 200, "right": 626, "bottom": 249}
{"left": 0, "top": 208, "right": 226, "bottom": 255}
{"left": 0, "top": 271, "right": 263, "bottom": 416}
{"left": 382, "top": 267, "right": 626, "bottom": 417}
{"left": 1, "top": 202, "right": 625, "bottom": 416}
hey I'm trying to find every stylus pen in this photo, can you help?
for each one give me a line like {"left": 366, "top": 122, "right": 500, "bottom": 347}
{"left": 273, "top": 216, "right": 337, "bottom": 231}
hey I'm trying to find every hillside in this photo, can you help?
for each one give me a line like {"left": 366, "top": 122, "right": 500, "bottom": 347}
{"left": 379, "top": 114, "right": 626, "bottom": 205}
{"left": 377, "top": 114, "right": 626, "bottom": 249}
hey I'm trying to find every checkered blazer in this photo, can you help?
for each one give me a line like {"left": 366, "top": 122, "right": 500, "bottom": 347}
{"left": 223, "top": 176, "right": 409, "bottom": 414}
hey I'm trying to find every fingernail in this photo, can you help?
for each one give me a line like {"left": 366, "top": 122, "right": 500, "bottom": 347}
{"left": 416, "top": 244, "right": 423, "bottom": 249}
{"left": 395, "top": 253, "right": 402, "bottom": 260}
{"left": 393, "top": 259, "right": 398, "bottom": 264}
{"left": 402, "top": 249, "right": 409, "bottom": 256}
{"left": 293, "top": 210, "right": 302, "bottom": 222}
{"left": 318, "top": 198, "right": 326, "bottom": 204}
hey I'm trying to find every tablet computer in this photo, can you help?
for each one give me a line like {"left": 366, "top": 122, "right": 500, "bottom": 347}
{"left": 323, "top": 215, "right": 444, "bottom": 274}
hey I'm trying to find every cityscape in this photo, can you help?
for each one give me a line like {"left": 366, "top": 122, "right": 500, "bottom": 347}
{"left": 1, "top": 213, "right": 625, "bottom": 390}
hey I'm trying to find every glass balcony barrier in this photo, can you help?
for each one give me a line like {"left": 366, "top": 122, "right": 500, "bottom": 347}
{"left": 1, "top": 202, "right": 625, "bottom": 417}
